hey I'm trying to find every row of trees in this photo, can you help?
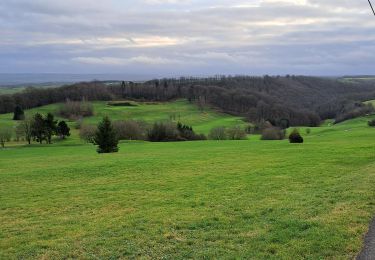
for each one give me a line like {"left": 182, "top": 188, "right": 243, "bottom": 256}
{"left": 81, "top": 120, "right": 249, "bottom": 143}
{"left": 78, "top": 117, "right": 252, "bottom": 153}
{"left": 27, "top": 113, "right": 70, "bottom": 144}
{"left": 0, "top": 113, "right": 71, "bottom": 148}
{"left": 86, "top": 116, "right": 307, "bottom": 154}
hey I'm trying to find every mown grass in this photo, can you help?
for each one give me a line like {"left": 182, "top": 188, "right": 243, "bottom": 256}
{"left": 0, "top": 100, "right": 247, "bottom": 135}
{"left": 0, "top": 102, "right": 375, "bottom": 259}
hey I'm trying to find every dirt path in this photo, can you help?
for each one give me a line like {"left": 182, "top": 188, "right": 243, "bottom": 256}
{"left": 358, "top": 217, "right": 375, "bottom": 260}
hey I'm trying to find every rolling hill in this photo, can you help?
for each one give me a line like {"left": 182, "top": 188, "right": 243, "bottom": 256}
{"left": 0, "top": 99, "right": 247, "bottom": 135}
{"left": 0, "top": 100, "right": 374, "bottom": 258}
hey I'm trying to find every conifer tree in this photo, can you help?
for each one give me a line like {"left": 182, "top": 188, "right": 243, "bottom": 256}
{"left": 45, "top": 113, "right": 57, "bottom": 144}
{"left": 94, "top": 116, "right": 119, "bottom": 153}
{"left": 13, "top": 105, "right": 25, "bottom": 121}
{"left": 31, "top": 113, "right": 46, "bottom": 144}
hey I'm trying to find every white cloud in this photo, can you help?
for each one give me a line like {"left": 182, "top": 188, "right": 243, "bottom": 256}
{"left": 72, "top": 55, "right": 182, "bottom": 66}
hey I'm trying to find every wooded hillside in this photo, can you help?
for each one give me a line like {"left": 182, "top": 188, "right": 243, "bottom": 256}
{"left": 1, "top": 76, "right": 374, "bottom": 126}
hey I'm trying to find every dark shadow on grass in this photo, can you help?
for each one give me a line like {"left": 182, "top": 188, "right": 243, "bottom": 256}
{"left": 357, "top": 217, "right": 375, "bottom": 260}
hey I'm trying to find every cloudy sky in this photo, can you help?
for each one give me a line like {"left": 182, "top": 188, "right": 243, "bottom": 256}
{"left": 0, "top": 0, "right": 374, "bottom": 76}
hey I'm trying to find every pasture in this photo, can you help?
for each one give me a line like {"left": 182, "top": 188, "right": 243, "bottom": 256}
{"left": 0, "top": 100, "right": 246, "bottom": 135}
{"left": 0, "top": 101, "right": 374, "bottom": 259}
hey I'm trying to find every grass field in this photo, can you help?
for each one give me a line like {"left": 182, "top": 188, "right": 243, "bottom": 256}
{"left": 0, "top": 101, "right": 375, "bottom": 259}
{"left": 0, "top": 100, "right": 247, "bottom": 135}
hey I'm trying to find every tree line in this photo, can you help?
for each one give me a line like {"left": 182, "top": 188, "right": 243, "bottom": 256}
{"left": 1, "top": 76, "right": 374, "bottom": 127}
{"left": 80, "top": 118, "right": 252, "bottom": 143}
{"left": 0, "top": 112, "right": 70, "bottom": 148}
{"left": 82, "top": 116, "right": 306, "bottom": 154}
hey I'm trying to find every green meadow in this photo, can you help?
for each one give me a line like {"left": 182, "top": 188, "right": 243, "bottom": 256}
{"left": 0, "top": 100, "right": 375, "bottom": 259}
{"left": 0, "top": 100, "right": 247, "bottom": 135}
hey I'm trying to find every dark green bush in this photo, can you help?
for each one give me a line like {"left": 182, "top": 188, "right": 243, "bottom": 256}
{"left": 107, "top": 101, "right": 137, "bottom": 107}
{"left": 289, "top": 129, "right": 304, "bottom": 143}
{"left": 368, "top": 119, "right": 375, "bottom": 127}
{"left": 147, "top": 122, "right": 179, "bottom": 142}
{"left": 148, "top": 122, "right": 206, "bottom": 142}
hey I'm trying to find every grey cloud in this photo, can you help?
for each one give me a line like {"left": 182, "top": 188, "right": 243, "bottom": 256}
{"left": 0, "top": 0, "right": 374, "bottom": 75}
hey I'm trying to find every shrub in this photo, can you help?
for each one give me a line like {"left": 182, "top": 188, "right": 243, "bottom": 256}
{"left": 208, "top": 127, "right": 227, "bottom": 140}
{"left": 17, "top": 117, "right": 33, "bottom": 144}
{"left": 368, "top": 119, "right": 375, "bottom": 127}
{"left": 289, "top": 129, "right": 304, "bottom": 143}
{"left": 226, "top": 126, "right": 247, "bottom": 140}
{"left": 251, "top": 121, "right": 273, "bottom": 135}
{"left": 261, "top": 127, "right": 285, "bottom": 140}
{"left": 107, "top": 101, "right": 137, "bottom": 107}
{"left": 195, "top": 134, "right": 207, "bottom": 140}
{"left": 147, "top": 122, "right": 179, "bottom": 142}
{"left": 113, "top": 120, "right": 146, "bottom": 140}
{"left": 146, "top": 122, "right": 206, "bottom": 142}
{"left": 79, "top": 124, "right": 97, "bottom": 143}
{"left": 176, "top": 122, "right": 206, "bottom": 141}
{"left": 306, "top": 128, "right": 311, "bottom": 135}
{"left": 58, "top": 99, "right": 94, "bottom": 119}
{"left": 0, "top": 126, "right": 12, "bottom": 148}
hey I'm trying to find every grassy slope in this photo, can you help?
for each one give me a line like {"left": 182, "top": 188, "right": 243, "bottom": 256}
{"left": 0, "top": 100, "right": 246, "bottom": 135}
{"left": 0, "top": 103, "right": 375, "bottom": 259}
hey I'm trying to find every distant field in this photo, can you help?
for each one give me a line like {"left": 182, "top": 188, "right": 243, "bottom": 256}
{"left": 0, "top": 86, "right": 26, "bottom": 95}
{"left": 0, "top": 101, "right": 374, "bottom": 259}
{"left": 340, "top": 76, "right": 375, "bottom": 83}
{"left": 0, "top": 100, "right": 247, "bottom": 135}
{"left": 0, "top": 83, "right": 64, "bottom": 95}
{"left": 366, "top": 100, "right": 375, "bottom": 107}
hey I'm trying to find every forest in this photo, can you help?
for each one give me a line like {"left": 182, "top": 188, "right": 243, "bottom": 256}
{"left": 0, "top": 75, "right": 374, "bottom": 127}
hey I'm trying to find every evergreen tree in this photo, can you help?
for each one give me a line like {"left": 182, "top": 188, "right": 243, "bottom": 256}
{"left": 94, "top": 117, "right": 119, "bottom": 153}
{"left": 31, "top": 113, "right": 46, "bottom": 144}
{"left": 45, "top": 113, "right": 57, "bottom": 144}
{"left": 13, "top": 105, "right": 25, "bottom": 121}
{"left": 56, "top": 121, "right": 71, "bottom": 139}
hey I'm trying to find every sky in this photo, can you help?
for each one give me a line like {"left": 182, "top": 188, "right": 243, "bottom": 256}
{"left": 0, "top": 0, "right": 374, "bottom": 76}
